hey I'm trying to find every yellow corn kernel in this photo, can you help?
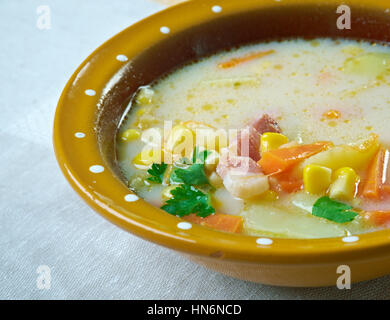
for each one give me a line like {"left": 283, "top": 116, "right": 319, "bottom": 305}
{"left": 161, "top": 185, "right": 179, "bottom": 201}
{"left": 120, "top": 129, "right": 141, "bottom": 142}
{"left": 303, "top": 164, "right": 332, "bottom": 194}
{"left": 136, "top": 86, "right": 154, "bottom": 105}
{"left": 165, "top": 125, "right": 194, "bottom": 158}
{"left": 260, "top": 132, "right": 289, "bottom": 153}
{"left": 132, "top": 148, "right": 163, "bottom": 169}
{"left": 329, "top": 167, "right": 359, "bottom": 201}
{"left": 208, "top": 171, "right": 223, "bottom": 188}
{"left": 259, "top": 190, "right": 279, "bottom": 201}
{"left": 136, "top": 108, "right": 147, "bottom": 116}
{"left": 299, "top": 134, "right": 378, "bottom": 174}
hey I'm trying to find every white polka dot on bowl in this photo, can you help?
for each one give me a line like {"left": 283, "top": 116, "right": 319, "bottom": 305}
{"left": 116, "top": 54, "right": 128, "bottom": 62}
{"left": 212, "top": 5, "right": 222, "bottom": 13}
{"left": 74, "top": 132, "right": 85, "bottom": 138}
{"left": 89, "top": 165, "right": 104, "bottom": 173}
{"left": 124, "top": 194, "right": 139, "bottom": 202}
{"left": 342, "top": 236, "right": 359, "bottom": 243}
{"left": 256, "top": 238, "right": 273, "bottom": 245}
{"left": 177, "top": 222, "right": 192, "bottom": 230}
{"left": 160, "top": 26, "right": 170, "bottom": 34}
{"left": 84, "top": 89, "right": 96, "bottom": 96}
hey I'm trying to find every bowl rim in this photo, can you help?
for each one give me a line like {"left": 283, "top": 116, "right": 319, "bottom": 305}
{"left": 53, "top": 0, "right": 390, "bottom": 264}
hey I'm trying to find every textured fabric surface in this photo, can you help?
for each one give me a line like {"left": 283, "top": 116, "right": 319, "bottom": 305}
{"left": 1, "top": 0, "right": 390, "bottom": 300}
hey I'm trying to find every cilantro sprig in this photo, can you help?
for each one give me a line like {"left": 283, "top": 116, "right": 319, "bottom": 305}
{"left": 161, "top": 184, "right": 215, "bottom": 217}
{"left": 146, "top": 163, "right": 167, "bottom": 184}
{"left": 312, "top": 196, "right": 358, "bottom": 223}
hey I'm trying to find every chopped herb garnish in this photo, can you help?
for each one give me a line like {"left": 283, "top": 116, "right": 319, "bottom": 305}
{"left": 146, "top": 163, "right": 168, "bottom": 184}
{"left": 312, "top": 196, "right": 358, "bottom": 223}
{"left": 171, "top": 164, "right": 209, "bottom": 186}
{"left": 169, "top": 147, "right": 212, "bottom": 186}
{"left": 159, "top": 147, "right": 215, "bottom": 217}
{"left": 161, "top": 184, "right": 215, "bottom": 217}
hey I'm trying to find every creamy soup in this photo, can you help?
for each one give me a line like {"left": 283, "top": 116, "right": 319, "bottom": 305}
{"left": 117, "top": 38, "right": 390, "bottom": 239}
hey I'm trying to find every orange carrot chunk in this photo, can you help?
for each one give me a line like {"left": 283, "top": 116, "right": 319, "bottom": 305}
{"left": 184, "top": 213, "right": 243, "bottom": 233}
{"left": 258, "top": 142, "right": 332, "bottom": 175}
{"left": 274, "top": 177, "right": 303, "bottom": 193}
{"left": 218, "top": 50, "right": 275, "bottom": 69}
{"left": 364, "top": 211, "right": 390, "bottom": 226}
{"left": 269, "top": 168, "right": 303, "bottom": 193}
{"left": 362, "top": 148, "right": 387, "bottom": 199}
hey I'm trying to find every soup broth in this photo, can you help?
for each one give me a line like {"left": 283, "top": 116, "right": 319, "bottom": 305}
{"left": 117, "top": 38, "right": 390, "bottom": 239}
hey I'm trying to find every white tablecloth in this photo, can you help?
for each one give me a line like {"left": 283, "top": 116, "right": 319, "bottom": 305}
{"left": 1, "top": 0, "right": 390, "bottom": 299}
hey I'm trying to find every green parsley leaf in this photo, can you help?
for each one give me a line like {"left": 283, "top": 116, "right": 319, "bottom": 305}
{"left": 312, "top": 196, "right": 358, "bottom": 223}
{"left": 172, "top": 164, "right": 209, "bottom": 186}
{"left": 146, "top": 163, "right": 168, "bottom": 184}
{"left": 161, "top": 184, "right": 215, "bottom": 217}
{"left": 169, "top": 147, "right": 212, "bottom": 185}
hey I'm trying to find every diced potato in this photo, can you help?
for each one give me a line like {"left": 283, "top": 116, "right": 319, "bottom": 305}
{"left": 223, "top": 172, "right": 269, "bottom": 199}
{"left": 290, "top": 192, "right": 318, "bottom": 213}
{"left": 303, "top": 164, "right": 332, "bottom": 194}
{"left": 343, "top": 53, "right": 390, "bottom": 77}
{"left": 298, "top": 134, "right": 379, "bottom": 174}
{"left": 260, "top": 132, "right": 289, "bottom": 153}
{"left": 120, "top": 129, "right": 141, "bottom": 142}
{"left": 329, "top": 167, "right": 359, "bottom": 201}
{"left": 242, "top": 193, "right": 366, "bottom": 238}
{"left": 132, "top": 148, "right": 163, "bottom": 169}
{"left": 208, "top": 171, "right": 223, "bottom": 188}
{"left": 212, "top": 187, "right": 244, "bottom": 215}
{"left": 136, "top": 86, "right": 154, "bottom": 105}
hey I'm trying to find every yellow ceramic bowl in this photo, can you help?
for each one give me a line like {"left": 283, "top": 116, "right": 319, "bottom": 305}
{"left": 53, "top": 0, "right": 390, "bottom": 287}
